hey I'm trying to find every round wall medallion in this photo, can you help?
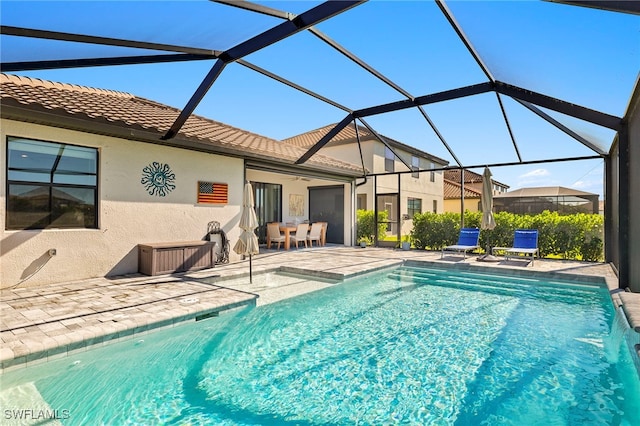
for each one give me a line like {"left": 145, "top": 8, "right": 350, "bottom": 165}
{"left": 141, "top": 162, "right": 176, "bottom": 197}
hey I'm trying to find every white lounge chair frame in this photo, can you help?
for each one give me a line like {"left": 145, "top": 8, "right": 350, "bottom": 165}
{"left": 441, "top": 228, "right": 480, "bottom": 260}
{"left": 492, "top": 229, "right": 539, "bottom": 265}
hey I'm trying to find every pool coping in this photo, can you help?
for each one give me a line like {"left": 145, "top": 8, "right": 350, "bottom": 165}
{"left": 0, "top": 281, "right": 259, "bottom": 372}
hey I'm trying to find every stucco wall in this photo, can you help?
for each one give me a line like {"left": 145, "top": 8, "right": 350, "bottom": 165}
{"left": 321, "top": 141, "right": 375, "bottom": 171}
{"left": 321, "top": 141, "right": 444, "bottom": 216}
{"left": 443, "top": 198, "right": 481, "bottom": 214}
{"left": 1, "top": 119, "right": 245, "bottom": 288}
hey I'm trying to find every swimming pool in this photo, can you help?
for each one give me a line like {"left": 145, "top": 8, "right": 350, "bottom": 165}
{"left": 2, "top": 264, "right": 639, "bottom": 425}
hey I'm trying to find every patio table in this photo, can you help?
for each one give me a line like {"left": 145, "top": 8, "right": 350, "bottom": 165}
{"left": 279, "top": 224, "right": 310, "bottom": 250}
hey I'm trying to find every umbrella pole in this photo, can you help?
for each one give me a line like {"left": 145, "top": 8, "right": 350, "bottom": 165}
{"left": 486, "top": 233, "right": 491, "bottom": 255}
{"left": 479, "top": 231, "right": 500, "bottom": 262}
{"left": 249, "top": 254, "right": 252, "bottom": 283}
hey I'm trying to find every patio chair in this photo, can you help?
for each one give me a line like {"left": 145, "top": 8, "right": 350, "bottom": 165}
{"left": 317, "top": 221, "right": 328, "bottom": 246}
{"left": 441, "top": 228, "right": 480, "bottom": 260}
{"left": 307, "top": 222, "right": 323, "bottom": 247}
{"left": 266, "top": 222, "right": 286, "bottom": 250}
{"left": 493, "top": 229, "right": 539, "bottom": 265}
{"left": 290, "top": 223, "right": 309, "bottom": 249}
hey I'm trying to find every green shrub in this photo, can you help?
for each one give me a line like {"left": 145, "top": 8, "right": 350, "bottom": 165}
{"left": 411, "top": 212, "right": 462, "bottom": 250}
{"left": 409, "top": 210, "right": 604, "bottom": 261}
{"left": 579, "top": 214, "right": 605, "bottom": 261}
{"left": 356, "top": 209, "right": 388, "bottom": 245}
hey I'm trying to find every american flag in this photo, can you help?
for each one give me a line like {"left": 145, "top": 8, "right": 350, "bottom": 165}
{"left": 198, "top": 181, "right": 228, "bottom": 204}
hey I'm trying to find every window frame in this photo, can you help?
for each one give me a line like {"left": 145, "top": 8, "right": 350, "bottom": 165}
{"left": 384, "top": 146, "right": 394, "bottom": 173}
{"left": 411, "top": 156, "right": 420, "bottom": 178}
{"left": 357, "top": 193, "right": 367, "bottom": 210}
{"left": 407, "top": 197, "right": 422, "bottom": 218}
{"left": 6, "top": 136, "right": 99, "bottom": 230}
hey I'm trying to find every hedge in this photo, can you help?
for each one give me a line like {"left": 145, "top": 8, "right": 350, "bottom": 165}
{"left": 356, "top": 209, "right": 389, "bottom": 245}
{"left": 408, "top": 210, "right": 603, "bottom": 262}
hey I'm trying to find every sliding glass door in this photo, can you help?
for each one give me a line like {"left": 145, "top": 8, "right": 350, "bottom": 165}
{"left": 252, "top": 182, "right": 282, "bottom": 244}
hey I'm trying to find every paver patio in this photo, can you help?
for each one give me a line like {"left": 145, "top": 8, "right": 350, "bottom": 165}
{"left": 1, "top": 246, "right": 637, "bottom": 373}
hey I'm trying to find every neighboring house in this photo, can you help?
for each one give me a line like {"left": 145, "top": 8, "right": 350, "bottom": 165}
{"left": 443, "top": 169, "right": 509, "bottom": 213}
{"left": 0, "top": 74, "right": 363, "bottom": 288}
{"left": 283, "top": 123, "right": 448, "bottom": 238}
{"left": 494, "top": 186, "right": 599, "bottom": 215}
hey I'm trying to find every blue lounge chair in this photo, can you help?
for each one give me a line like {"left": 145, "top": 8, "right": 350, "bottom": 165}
{"left": 441, "top": 228, "right": 480, "bottom": 260}
{"left": 493, "top": 229, "right": 539, "bottom": 265}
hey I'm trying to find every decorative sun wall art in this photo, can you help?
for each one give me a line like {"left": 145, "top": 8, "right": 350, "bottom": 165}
{"left": 141, "top": 162, "right": 176, "bottom": 197}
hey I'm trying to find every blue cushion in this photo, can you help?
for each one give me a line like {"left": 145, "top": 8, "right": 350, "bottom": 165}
{"left": 513, "top": 229, "right": 538, "bottom": 249}
{"left": 457, "top": 228, "right": 480, "bottom": 246}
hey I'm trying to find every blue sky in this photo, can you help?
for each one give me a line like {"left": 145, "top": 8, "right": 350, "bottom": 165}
{"left": 3, "top": 0, "right": 639, "bottom": 198}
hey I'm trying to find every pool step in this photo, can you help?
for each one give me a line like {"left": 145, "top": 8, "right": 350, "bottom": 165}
{"left": 401, "top": 265, "right": 601, "bottom": 291}
{"left": 387, "top": 271, "right": 520, "bottom": 298}
{"left": 398, "top": 266, "right": 601, "bottom": 295}
{"left": 0, "top": 382, "right": 64, "bottom": 425}
{"left": 387, "top": 266, "right": 602, "bottom": 302}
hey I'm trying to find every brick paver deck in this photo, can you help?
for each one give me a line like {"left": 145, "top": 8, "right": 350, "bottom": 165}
{"left": 1, "top": 246, "right": 636, "bottom": 372}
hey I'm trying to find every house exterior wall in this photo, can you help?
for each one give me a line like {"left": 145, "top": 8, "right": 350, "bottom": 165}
{"left": 245, "top": 169, "right": 354, "bottom": 246}
{"left": 320, "top": 140, "right": 444, "bottom": 237}
{"left": 1, "top": 119, "right": 245, "bottom": 288}
{"left": 322, "top": 141, "right": 443, "bottom": 208}
{"left": 443, "top": 198, "right": 481, "bottom": 213}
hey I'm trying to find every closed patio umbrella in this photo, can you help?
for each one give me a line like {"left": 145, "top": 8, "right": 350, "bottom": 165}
{"left": 233, "top": 181, "right": 259, "bottom": 282}
{"left": 479, "top": 167, "right": 499, "bottom": 262}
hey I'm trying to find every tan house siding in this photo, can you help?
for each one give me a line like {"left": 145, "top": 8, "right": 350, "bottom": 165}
{"left": 317, "top": 141, "right": 443, "bottom": 203}
{"left": 1, "top": 119, "right": 246, "bottom": 287}
{"left": 313, "top": 137, "right": 444, "bottom": 237}
{"left": 1, "top": 74, "right": 366, "bottom": 288}
{"left": 443, "top": 169, "right": 508, "bottom": 213}
{"left": 443, "top": 198, "right": 482, "bottom": 213}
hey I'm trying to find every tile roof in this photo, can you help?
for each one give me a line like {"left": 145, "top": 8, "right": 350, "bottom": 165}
{"left": 444, "top": 169, "right": 482, "bottom": 184}
{"left": 444, "top": 168, "right": 509, "bottom": 188}
{"left": 283, "top": 122, "right": 449, "bottom": 166}
{"left": 443, "top": 179, "right": 481, "bottom": 199}
{"left": 494, "top": 186, "right": 598, "bottom": 198}
{"left": 0, "top": 73, "right": 363, "bottom": 176}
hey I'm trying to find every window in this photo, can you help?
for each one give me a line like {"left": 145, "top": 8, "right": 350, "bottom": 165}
{"left": 407, "top": 198, "right": 422, "bottom": 218}
{"left": 198, "top": 181, "right": 228, "bottom": 204}
{"left": 433, "top": 199, "right": 438, "bottom": 213}
{"left": 384, "top": 147, "right": 394, "bottom": 173}
{"left": 430, "top": 162, "right": 436, "bottom": 182}
{"left": 7, "top": 137, "right": 98, "bottom": 230}
{"left": 357, "top": 193, "right": 367, "bottom": 210}
{"left": 411, "top": 156, "right": 420, "bottom": 178}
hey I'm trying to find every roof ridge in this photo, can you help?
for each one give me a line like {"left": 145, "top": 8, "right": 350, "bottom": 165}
{"left": 282, "top": 121, "right": 449, "bottom": 165}
{"left": 282, "top": 121, "right": 367, "bottom": 142}
{"left": 1, "top": 73, "right": 134, "bottom": 99}
{"left": 1, "top": 72, "right": 291, "bottom": 144}
{"left": 1, "top": 73, "right": 364, "bottom": 174}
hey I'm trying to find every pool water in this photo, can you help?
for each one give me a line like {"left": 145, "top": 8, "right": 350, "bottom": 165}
{"left": 2, "top": 265, "right": 639, "bottom": 425}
